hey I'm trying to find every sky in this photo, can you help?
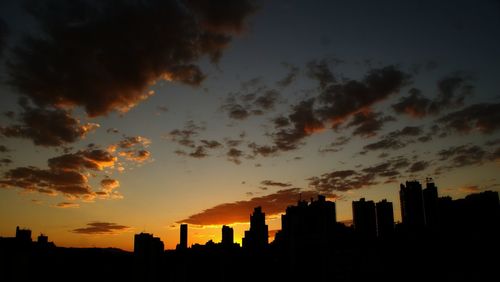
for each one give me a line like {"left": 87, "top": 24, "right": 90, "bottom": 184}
{"left": 0, "top": 0, "right": 499, "bottom": 251}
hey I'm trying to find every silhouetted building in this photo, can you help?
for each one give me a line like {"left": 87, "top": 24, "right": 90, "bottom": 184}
{"left": 242, "top": 206, "right": 268, "bottom": 250}
{"left": 423, "top": 178, "right": 439, "bottom": 229}
{"left": 134, "top": 232, "right": 164, "bottom": 259}
{"left": 179, "top": 224, "right": 188, "bottom": 250}
{"left": 15, "top": 226, "right": 32, "bottom": 243}
{"left": 400, "top": 181, "right": 425, "bottom": 230}
{"left": 221, "top": 225, "right": 234, "bottom": 246}
{"left": 37, "top": 233, "right": 48, "bottom": 244}
{"left": 375, "top": 199, "right": 394, "bottom": 238}
{"left": 352, "top": 198, "right": 376, "bottom": 238}
{"left": 274, "top": 195, "right": 338, "bottom": 266}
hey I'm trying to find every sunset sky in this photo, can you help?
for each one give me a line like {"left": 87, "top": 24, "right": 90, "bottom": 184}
{"left": 0, "top": 0, "right": 499, "bottom": 251}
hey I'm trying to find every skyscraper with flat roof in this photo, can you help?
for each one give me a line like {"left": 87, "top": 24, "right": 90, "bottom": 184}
{"left": 352, "top": 198, "right": 376, "bottom": 238}
{"left": 376, "top": 199, "right": 394, "bottom": 238}
{"left": 221, "top": 225, "right": 234, "bottom": 246}
{"left": 400, "top": 181, "right": 425, "bottom": 230}
{"left": 179, "top": 224, "right": 188, "bottom": 249}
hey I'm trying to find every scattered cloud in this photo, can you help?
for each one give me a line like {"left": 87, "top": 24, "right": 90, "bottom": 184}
{"left": 178, "top": 188, "right": 339, "bottom": 225}
{"left": 345, "top": 112, "right": 395, "bottom": 137}
{"left": 307, "top": 59, "right": 336, "bottom": 89}
{"left": 317, "top": 65, "right": 409, "bottom": 127}
{"left": 276, "top": 63, "right": 299, "bottom": 87}
{"left": 437, "top": 144, "right": 488, "bottom": 169}
{"left": 272, "top": 98, "right": 324, "bottom": 151}
{"left": 407, "top": 160, "right": 430, "bottom": 173}
{"left": 392, "top": 72, "right": 474, "bottom": 117}
{"left": 0, "top": 102, "right": 98, "bottom": 147}
{"left": 361, "top": 126, "right": 423, "bottom": 153}
{"left": 227, "top": 148, "right": 244, "bottom": 164}
{"left": 166, "top": 120, "right": 206, "bottom": 148}
{"left": 260, "top": 180, "right": 292, "bottom": 187}
{"left": 72, "top": 222, "right": 130, "bottom": 235}
{"left": 437, "top": 103, "right": 500, "bottom": 134}
{"left": 0, "top": 148, "right": 121, "bottom": 200}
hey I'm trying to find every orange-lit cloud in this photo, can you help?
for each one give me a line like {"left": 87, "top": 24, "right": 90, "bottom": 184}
{"left": 459, "top": 185, "right": 481, "bottom": 193}
{"left": 100, "top": 179, "right": 120, "bottom": 192}
{"left": 178, "top": 188, "right": 339, "bottom": 226}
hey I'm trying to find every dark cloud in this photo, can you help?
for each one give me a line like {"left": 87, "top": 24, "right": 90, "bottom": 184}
{"left": 437, "top": 144, "right": 488, "bottom": 168}
{"left": 55, "top": 202, "right": 79, "bottom": 208}
{"left": 345, "top": 112, "right": 395, "bottom": 137}
{"left": 273, "top": 116, "right": 290, "bottom": 128}
{"left": 200, "top": 140, "right": 222, "bottom": 149}
{"left": 222, "top": 89, "right": 281, "bottom": 120}
{"left": 307, "top": 59, "right": 336, "bottom": 89}
{"left": 0, "top": 145, "right": 9, "bottom": 153}
{"left": 167, "top": 120, "right": 206, "bottom": 148}
{"left": 318, "top": 136, "right": 350, "bottom": 154}
{"left": 254, "top": 90, "right": 280, "bottom": 110}
{"left": 392, "top": 73, "right": 474, "bottom": 118}
{"left": 273, "top": 98, "right": 324, "bottom": 151}
{"left": 317, "top": 65, "right": 409, "bottom": 127}
{"left": 485, "top": 138, "right": 500, "bottom": 147}
{"left": 309, "top": 156, "right": 411, "bottom": 192}
{"left": 437, "top": 103, "right": 500, "bottom": 134}
{"left": 361, "top": 126, "right": 423, "bottom": 153}
{"left": 260, "top": 180, "right": 292, "bottom": 187}
{"left": 7, "top": 0, "right": 256, "bottom": 117}
{"left": 0, "top": 148, "right": 120, "bottom": 199}
{"left": 178, "top": 188, "right": 339, "bottom": 225}
{"left": 48, "top": 149, "right": 116, "bottom": 171}
{"left": 106, "top": 128, "right": 119, "bottom": 134}
{"left": 227, "top": 148, "right": 243, "bottom": 164}
{"left": 226, "top": 104, "right": 250, "bottom": 120}
{"left": 0, "top": 166, "right": 92, "bottom": 197}
{"left": 407, "top": 161, "right": 430, "bottom": 173}
{"left": 72, "top": 222, "right": 130, "bottom": 235}
{"left": 0, "top": 158, "right": 13, "bottom": 166}
{"left": 0, "top": 103, "right": 98, "bottom": 147}
{"left": 248, "top": 142, "right": 279, "bottom": 157}
{"left": 308, "top": 170, "right": 376, "bottom": 192}
{"left": 391, "top": 88, "right": 432, "bottom": 118}
{"left": 276, "top": 64, "right": 299, "bottom": 87}
{"left": 156, "top": 106, "right": 168, "bottom": 113}
{"left": 225, "top": 138, "right": 244, "bottom": 148}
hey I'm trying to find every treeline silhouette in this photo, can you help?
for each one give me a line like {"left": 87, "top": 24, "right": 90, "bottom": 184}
{"left": 0, "top": 180, "right": 498, "bottom": 282}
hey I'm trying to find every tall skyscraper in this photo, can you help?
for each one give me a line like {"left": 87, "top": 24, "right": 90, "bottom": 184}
{"left": 179, "top": 224, "right": 188, "bottom": 249}
{"left": 352, "top": 198, "right": 376, "bottom": 238}
{"left": 242, "top": 206, "right": 268, "bottom": 250}
{"left": 423, "top": 179, "right": 439, "bottom": 228}
{"left": 400, "top": 181, "right": 425, "bottom": 230}
{"left": 376, "top": 199, "right": 394, "bottom": 238}
{"left": 221, "top": 225, "right": 234, "bottom": 246}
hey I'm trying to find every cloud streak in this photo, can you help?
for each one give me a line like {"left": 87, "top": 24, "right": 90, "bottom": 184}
{"left": 72, "top": 222, "right": 130, "bottom": 235}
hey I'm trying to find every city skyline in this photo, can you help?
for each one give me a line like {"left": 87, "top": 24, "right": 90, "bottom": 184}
{"left": 1, "top": 0, "right": 500, "bottom": 251}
